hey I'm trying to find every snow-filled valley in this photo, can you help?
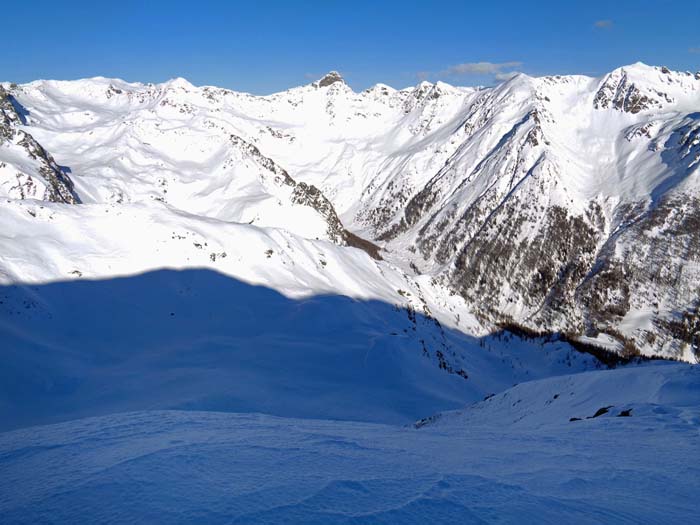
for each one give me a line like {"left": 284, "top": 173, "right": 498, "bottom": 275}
{"left": 1, "top": 65, "right": 699, "bottom": 522}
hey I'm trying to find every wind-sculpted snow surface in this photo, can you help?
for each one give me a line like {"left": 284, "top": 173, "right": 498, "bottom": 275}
{"left": 1, "top": 364, "right": 698, "bottom": 523}
{"left": 1, "top": 63, "right": 699, "bottom": 359}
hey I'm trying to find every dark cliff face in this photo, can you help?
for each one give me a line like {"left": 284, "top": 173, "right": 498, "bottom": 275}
{"left": 0, "top": 86, "right": 23, "bottom": 141}
{"left": 1, "top": 86, "right": 80, "bottom": 204}
{"left": 15, "top": 132, "right": 81, "bottom": 204}
{"left": 427, "top": 181, "right": 697, "bottom": 357}
{"left": 443, "top": 190, "right": 603, "bottom": 333}
{"left": 583, "top": 196, "right": 700, "bottom": 357}
{"left": 315, "top": 71, "right": 345, "bottom": 89}
{"left": 229, "top": 133, "right": 380, "bottom": 258}
{"left": 593, "top": 69, "right": 672, "bottom": 114}
{"left": 410, "top": 180, "right": 698, "bottom": 359}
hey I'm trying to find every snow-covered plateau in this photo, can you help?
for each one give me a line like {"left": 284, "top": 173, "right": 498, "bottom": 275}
{"left": 0, "top": 64, "right": 698, "bottom": 522}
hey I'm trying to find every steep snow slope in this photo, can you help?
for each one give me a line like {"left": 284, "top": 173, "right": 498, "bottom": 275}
{"left": 417, "top": 361, "right": 700, "bottom": 429}
{"left": 0, "top": 199, "right": 604, "bottom": 431}
{"left": 1, "top": 363, "right": 698, "bottom": 523}
{"left": 337, "top": 65, "right": 700, "bottom": 360}
{"left": 1, "top": 64, "right": 699, "bottom": 362}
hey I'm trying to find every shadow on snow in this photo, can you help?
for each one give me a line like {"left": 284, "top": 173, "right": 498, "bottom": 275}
{"left": 0, "top": 268, "right": 607, "bottom": 431}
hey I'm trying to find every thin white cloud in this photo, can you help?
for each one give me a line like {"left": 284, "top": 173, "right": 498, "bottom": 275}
{"left": 441, "top": 61, "right": 523, "bottom": 76}
{"left": 689, "top": 47, "right": 700, "bottom": 54}
{"left": 494, "top": 71, "right": 520, "bottom": 81}
{"left": 594, "top": 19, "right": 613, "bottom": 29}
{"left": 417, "top": 61, "right": 523, "bottom": 82}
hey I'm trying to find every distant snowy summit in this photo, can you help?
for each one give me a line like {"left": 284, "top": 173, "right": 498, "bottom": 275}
{"left": 313, "top": 71, "right": 345, "bottom": 88}
{"left": 1, "top": 62, "right": 699, "bottom": 361}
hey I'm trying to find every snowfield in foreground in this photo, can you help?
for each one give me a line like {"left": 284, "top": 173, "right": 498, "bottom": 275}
{"left": 1, "top": 363, "right": 698, "bottom": 524}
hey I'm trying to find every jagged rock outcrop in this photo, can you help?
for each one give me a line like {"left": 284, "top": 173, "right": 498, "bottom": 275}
{"left": 229, "top": 133, "right": 378, "bottom": 254}
{"left": 315, "top": 71, "right": 345, "bottom": 88}
{"left": 0, "top": 86, "right": 79, "bottom": 203}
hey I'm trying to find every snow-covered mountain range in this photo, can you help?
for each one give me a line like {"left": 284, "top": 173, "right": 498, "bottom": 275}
{"left": 2, "top": 63, "right": 698, "bottom": 363}
{"left": 2, "top": 64, "right": 700, "bottom": 522}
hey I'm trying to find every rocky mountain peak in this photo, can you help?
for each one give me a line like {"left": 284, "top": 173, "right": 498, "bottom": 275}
{"left": 315, "top": 71, "right": 345, "bottom": 88}
{"left": 0, "top": 86, "right": 24, "bottom": 140}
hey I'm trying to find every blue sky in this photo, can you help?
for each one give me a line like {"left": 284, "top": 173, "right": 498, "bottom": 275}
{"left": 3, "top": 0, "right": 699, "bottom": 93}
